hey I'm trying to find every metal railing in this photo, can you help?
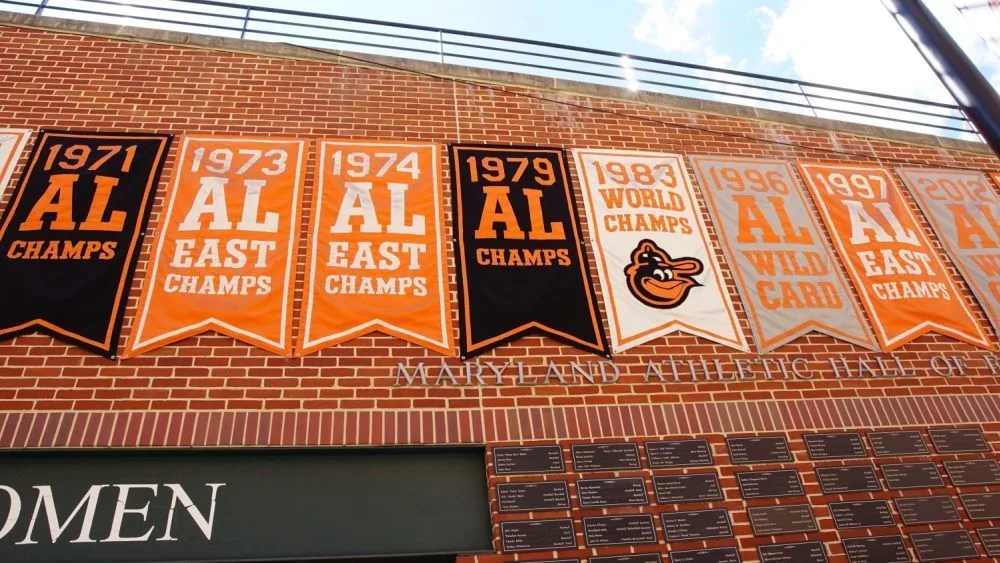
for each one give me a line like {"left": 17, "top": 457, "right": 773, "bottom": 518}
{"left": 0, "top": 0, "right": 982, "bottom": 141}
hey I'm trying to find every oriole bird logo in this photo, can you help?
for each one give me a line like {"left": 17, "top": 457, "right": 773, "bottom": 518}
{"left": 624, "top": 239, "right": 703, "bottom": 309}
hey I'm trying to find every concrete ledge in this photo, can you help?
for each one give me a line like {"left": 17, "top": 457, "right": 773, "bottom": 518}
{"left": 0, "top": 10, "right": 992, "bottom": 156}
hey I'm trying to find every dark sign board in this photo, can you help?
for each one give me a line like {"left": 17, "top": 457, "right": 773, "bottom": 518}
{"left": 894, "top": 495, "right": 960, "bottom": 525}
{"left": 910, "top": 530, "right": 979, "bottom": 562}
{"left": 816, "top": 464, "right": 882, "bottom": 494}
{"left": 726, "top": 436, "right": 793, "bottom": 464}
{"left": 928, "top": 427, "right": 989, "bottom": 453}
{"left": 494, "top": 445, "right": 565, "bottom": 475}
{"left": 747, "top": 504, "right": 818, "bottom": 536}
{"left": 669, "top": 547, "right": 741, "bottom": 563}
{"left": 0, "top": 449, "right": 492, "bottom": 563}
{"left": 977, "top": 527, "right": 1000, "bottom": 557}
{"left": 842, "top": 535, "right": 909, "bottom": 563}
{"left": 829, "top": 500, "right": 895, "bottom": 529}
{"left": 868, "top": 430, "right": 928, "bottom": 457}
{"left": 736, "top": 470, "right": 803, "bottom": 499}
{"left": 959, "top": 492, "right": 1000, "bottom": 520}
{"left": 881, "top": 462, "right": 943, "bottom": 490}
{"left": 757, "top": 541, "right": 828, "bottom": 563}
{"left": 577, "top": 477, "right": 648, "bottom": 508}
{"left": 500, "top": 519, "right": 576, "bottom": 552}
{"left": 646, "top": 439, "right": 713, "bottom": 468}
{"left": 660, "top": 509, "right": 733, "bottom": 542}
{"left": 944, "top": 459, "right": 1000, "bottom": 486}
{"left": 592, "top": 555, "right": 662, "bottom": 563}
{"left": 653, "top": 473, "right": 724, "bottom": 504}
{"left": 497, "top": 481, "right": 571, "bottom": 512}
{"left": 571, "top": 443, "right": 641, "bottom": 471}
{"left": 582, "top": 514, "right": 657, "bottom": 547}
{"left": 803, "top": 432, "right": 867, "bottom": 459}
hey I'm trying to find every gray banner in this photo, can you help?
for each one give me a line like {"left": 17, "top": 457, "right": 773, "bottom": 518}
{"left": 897, "top": 168, "right": 1000, "bottom": 335}
{"left": 690, "top": 156, "right": 875, "bottom": 351}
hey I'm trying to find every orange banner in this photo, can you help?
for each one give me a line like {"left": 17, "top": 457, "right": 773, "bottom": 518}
{"left": 798, "top": 162, "right": 990, "bottom": 350}
{"left": 127, "top": 136, "right": 305, "bottom": 356}
{"left": 298, "top": 140, "right": 453, "bottom": 355}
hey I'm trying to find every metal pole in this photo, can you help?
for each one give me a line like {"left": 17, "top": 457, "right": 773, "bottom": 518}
{"left": 240, "top": 7, "right": 251, "bottom": 39}
{"left": 883, "top": 0, "right": 1000, "bottom": 154}
{"left": 34, "top": 0, "right": 49, "bottom": 16}
{"left": 438, "top": 30, "right": 444, "bottom": 64}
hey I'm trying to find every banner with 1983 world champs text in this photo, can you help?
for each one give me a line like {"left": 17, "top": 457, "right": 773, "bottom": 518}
{"left": 126, "top": 136, "right": 305, "bottom": 357}
{"left": 0, "top": 129, "right": 31, "bottom": 200}
{"left": 689, "top": 155, "right": 876, "bottom": 352}
{"left": 573, "top": 148, "right": 747, "bottom": 353}
{"left": 897, "top": 167, "right": 1000, "bottom": 335}
{"left": 0, "top": 130, "right": 171, "bottom": 358}
{"left": 798, "top": 161, "right": 990, "bottom": 351}
{"left": 299, "top": 140, "right": 454, "bottom": 355}
{"left": 451, "top": 144, "right": 607, "bottom": 358}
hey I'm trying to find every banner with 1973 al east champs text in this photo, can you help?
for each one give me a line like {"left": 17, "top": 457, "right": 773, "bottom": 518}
{"left": 689, "top": 155, "right": 876, "bottom": 352}
{"left": 127, "top": 135, "right": 305, "bottom": 356}
{"left": 573, "top": 148, "right": 747, "bottom": 353}
{"left": 797, "top": 161, "right": 990, "bottom": 351}
{"left": 897, "top": 167, "right": 1000, "bottom": 335}
{"left": 0, "top": 130, "right": 171, "bottom": 358}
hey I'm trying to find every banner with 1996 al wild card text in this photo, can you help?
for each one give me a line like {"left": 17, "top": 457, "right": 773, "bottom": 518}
{"left": 127, "top": 135, "right": 305, "bottom": 356}
{"left": 0, "top": 130, "right": 171, "bottom": 357}
{"left": 798, "top": 162, "right": 990, "bottom": 351}
{"left": 689, "top": 155, "right": 875, "bottom": 352}
{"left": 573, "top": 148, "right": 747, "bottom": 353}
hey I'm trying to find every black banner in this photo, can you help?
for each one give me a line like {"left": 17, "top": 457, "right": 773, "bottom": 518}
{"left": 0, "top": 131, "right": 170, "bottom": 357}
{"left": 450, "top": 144, "right": 606, "bottom": 357}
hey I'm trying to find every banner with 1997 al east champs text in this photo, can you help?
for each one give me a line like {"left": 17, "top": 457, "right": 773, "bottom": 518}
{"left": 797, "top": 161, "right": 990, "bottom": 351}
{"left": 573, "top": 148, "right": 747, "bottom": 353}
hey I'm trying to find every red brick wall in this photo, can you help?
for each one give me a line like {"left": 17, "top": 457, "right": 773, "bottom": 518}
{"left": 1, "top": 21, "right": 999, "bottom": 562}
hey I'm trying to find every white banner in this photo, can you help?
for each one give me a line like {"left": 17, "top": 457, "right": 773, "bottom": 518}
{"left": 573, "top": 148, "right": 747, "bottom": 353}
{"left": 0, "top": 129, "right": 31, "bottom": 200}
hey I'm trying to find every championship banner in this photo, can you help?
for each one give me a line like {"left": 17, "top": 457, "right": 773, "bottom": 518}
{"left": 451, "top": 145, "right": 606, "bottom": 358}
{"left": 0, "top": 129, "right": 31, "bottom": 199}
{"left": 127, "top": 136, "right": 304, "bottom": 356}
{"left": 573, "top": 148, "right": 746, "bottom": 353}
{"left": 299, "top": 140, "right": 453, "bottom": 355}
{"left": 0, "top": 130, "right": 171, "bottom": 357}
{"left": 797, "top": 162, "right": 990, "bottom": 350}
{"left": 897, "top": 168, "right": 1000, "bottom": 334}
{"left": 689, "top": 155, "right": 876, "bottom": 352}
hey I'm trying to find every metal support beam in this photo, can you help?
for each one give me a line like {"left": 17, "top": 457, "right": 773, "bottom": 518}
{"left": 884, "top": 0, "right": 1000, "bottom": 154}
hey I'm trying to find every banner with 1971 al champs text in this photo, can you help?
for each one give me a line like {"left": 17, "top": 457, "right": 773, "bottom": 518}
{"left": 127, "top": 135, "right": 305, "bottom": 356}
{"left": 689, "top": 155, "right": 875, "bottom": 352}
{"left": 0, "top": 130, "right": 171, "bottom": 357}
{"left": 798, "top": 162, "right": 990, "bottom": 350}
{"left": 897, "top": 167, "right": 1000, "bottom": 335}
{"left": 299, "top": 140, "right": 453, "bottom": 355}
{"left": 573, "top": 148, "right": 747, "bottom": 353}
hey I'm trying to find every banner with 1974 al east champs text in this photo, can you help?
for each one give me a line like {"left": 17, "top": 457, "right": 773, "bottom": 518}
{"left": 797, "top": 161, "right": 990, "bottom": 351}
{"left": 127, "top": 135, "right": 305, "bottom": 357}
{"left": 573, "top": 148, "right": 747, "bottom": 353}
{"left": 897, "top": 167, "right": 1000, "bottom": 336}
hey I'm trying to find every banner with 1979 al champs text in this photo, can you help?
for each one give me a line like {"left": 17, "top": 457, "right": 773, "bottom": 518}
{"left": 127, "top": 135, "right": 305, "bottom": 356}
{"left": 798, "top": 162, "right": 990, "bottom": 351}
{"left": 573, "top": 148, "right": 747, "bottom": 353}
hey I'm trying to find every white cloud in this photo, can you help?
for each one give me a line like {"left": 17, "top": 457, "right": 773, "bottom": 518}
{"left": 633, "top": 0, "right": 719, "bottom": 56}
